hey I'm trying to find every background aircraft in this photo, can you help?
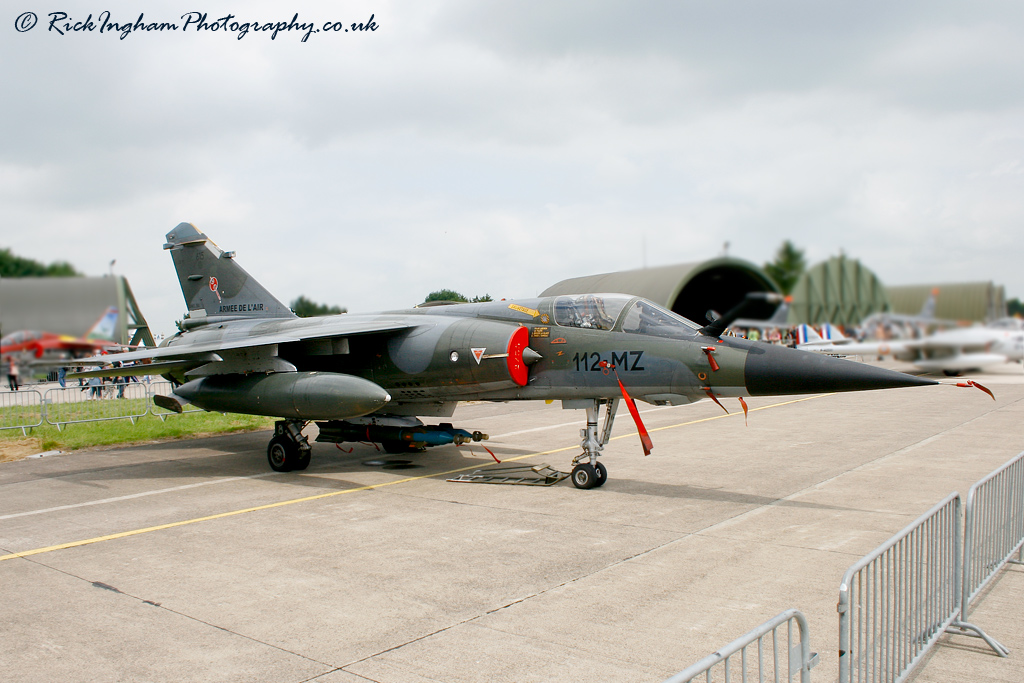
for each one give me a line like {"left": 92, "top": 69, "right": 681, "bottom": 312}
{"left": 72, "top": 223, "right": 970, "bottom": 488}
{"left": 726, "top": 297, "right": 791, "bottom": 335}
{"left": 858, "top": 288, "right": 957, "bottom": 340}
{"left": 1, "top": 306, "right": 121, "bottom": 360}
{"left": 796, "top": 323, "right": 1024, "bottom": 375}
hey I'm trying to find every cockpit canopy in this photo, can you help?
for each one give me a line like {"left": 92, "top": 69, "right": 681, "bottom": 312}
{"left": 1, "top": 330, "right": 44, "bottom": 347}
{"left": 552, "top": 294, "right": 701, "bottom": 339}
{"left": 553, "top": 294, "right": 629, "bottom": 330}
{"left": 621, "top": 299, "right": 702, "bottom": 338}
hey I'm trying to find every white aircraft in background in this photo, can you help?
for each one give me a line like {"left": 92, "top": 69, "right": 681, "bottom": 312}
{"left": 859, "top": 288, "right": 954, "bottom": 336}
{"left": 796, "top": 320, "right": 1024, "bottom": 376}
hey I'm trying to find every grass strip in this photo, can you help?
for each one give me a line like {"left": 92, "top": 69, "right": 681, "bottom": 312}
{"left": 0, "top": 411, "right": 274, "bottom": 456}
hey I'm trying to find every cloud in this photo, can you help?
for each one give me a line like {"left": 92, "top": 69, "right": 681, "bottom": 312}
{"left": 4, "top": 0, "right": 1024, "bottom": 335}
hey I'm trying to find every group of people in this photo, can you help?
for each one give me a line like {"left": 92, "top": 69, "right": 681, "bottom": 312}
{"left": 2, "top": 355, "right": 146, "bottom": 398}
{"left": 77, "top": 362, "right": 144, "bottom": 399}
{"left": 728, "top": 326, "right": 794, "bottom": 345}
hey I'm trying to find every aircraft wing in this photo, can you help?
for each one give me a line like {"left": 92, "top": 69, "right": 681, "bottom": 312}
{"left": 70, "top": 318, "right": 417, "bottom": 367}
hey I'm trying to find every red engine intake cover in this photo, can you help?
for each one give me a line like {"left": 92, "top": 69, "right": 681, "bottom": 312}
{"left": 506, "top": 326, "right": 530, "bottom": 387}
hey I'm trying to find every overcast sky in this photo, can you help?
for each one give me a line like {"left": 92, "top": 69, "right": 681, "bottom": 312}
{"left": 4, "top": 0, "right": 1023, "bottom": 336}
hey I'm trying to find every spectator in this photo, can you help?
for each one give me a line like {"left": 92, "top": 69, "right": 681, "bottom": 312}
{"left": 6, "top": 356, "right": 19, "bottom": 391}
{"left": 112, "top": 362, "right": 126, "bottom": 398}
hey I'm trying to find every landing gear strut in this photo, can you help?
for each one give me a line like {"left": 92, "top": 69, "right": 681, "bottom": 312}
{"left": 570, "top": 399, "right": 617, "bottom": 489}
{"left": 268, "top": 420, "right": 311, "bottom": 472}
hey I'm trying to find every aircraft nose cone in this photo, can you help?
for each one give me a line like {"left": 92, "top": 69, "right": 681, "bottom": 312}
{"left": 744, "top": 343, "right": 937, "bottom": 396}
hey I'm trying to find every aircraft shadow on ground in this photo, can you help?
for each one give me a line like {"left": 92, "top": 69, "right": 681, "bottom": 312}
{"left": 10, "top": 435, "right": 537, "bottom": 490}
{"left": 9, "top": 434, "right": 864, "bottom": 514}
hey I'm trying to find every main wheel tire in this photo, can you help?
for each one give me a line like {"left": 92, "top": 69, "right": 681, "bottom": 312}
{"left": 594, "top": 461, "right": 608, "bottom": 487}
{"left": 571, "top": 463, "right": 598, "bottom": 490}
{"left": 268, "top": 436, "right": 295, "bottom": 472}
{"left": 292, "top": 449, "right": 311, "bottom": 471}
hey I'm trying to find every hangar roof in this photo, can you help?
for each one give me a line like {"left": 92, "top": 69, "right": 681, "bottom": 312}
{"left": 0, "top": 275, "right": 154, "bottom": 346}
{"left": 540, "top": 258, "right": 779, "bottom": 325}
{"left": 887, "top": 282, "right": 1005, "bottom": 323}
{"left": 789, "top": 256, "right": 890, "bottom": 326}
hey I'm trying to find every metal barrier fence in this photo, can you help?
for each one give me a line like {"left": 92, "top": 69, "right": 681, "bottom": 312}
{"left": 0, "top": 380, "right": 204, "bottom": 432}
{"left": 0, "top": 389, "right": 44, "bottom": 435}
{"left": 952, "top": 451, "right": 1024, "bottom": 656}
{"left": 662, "top": 609, "right": 818, "bottom": 683}
{"left": 837, "top": 493, "right": 961, "bottom": 683}
{"left": 44, "top": 383, "right": 151, "bottom": 428}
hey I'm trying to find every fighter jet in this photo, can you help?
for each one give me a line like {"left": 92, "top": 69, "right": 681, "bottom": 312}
{"left": 72, "top": 223, "right": 968, "bottom": 489}
{"left": 1, "top": 306, "right": 122, "bottom": 360}
{"left": 859, "top": 288, "right": 952, "bottom": 337}
{"left": 797, "top": 323, "right": 1024, "bottom": 376}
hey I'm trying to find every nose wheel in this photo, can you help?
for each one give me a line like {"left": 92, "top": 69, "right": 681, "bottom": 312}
{"left": 570, "top": 400, "right": 616, "bottom": 489}
{"left": 570, "top": 461, "right": 608, "bottom": 489}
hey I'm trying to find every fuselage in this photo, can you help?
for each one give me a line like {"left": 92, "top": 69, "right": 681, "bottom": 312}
{"left": 160, "top": 293, "right": 934, "bottom": 418}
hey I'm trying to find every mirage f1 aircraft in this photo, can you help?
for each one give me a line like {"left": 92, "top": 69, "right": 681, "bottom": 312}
{"left": 72, "top": 223, "right": 967, "bottom": 489}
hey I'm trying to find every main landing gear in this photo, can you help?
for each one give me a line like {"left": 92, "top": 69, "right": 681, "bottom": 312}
{"left": 570, "top": 399, "right": 618, "bottom": 489}
{"left": 267, "top": 420, "right": 312, "bottom": 472}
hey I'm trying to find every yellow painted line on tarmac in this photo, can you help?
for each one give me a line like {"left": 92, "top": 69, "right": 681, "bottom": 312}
{"left": 0, "top": 394, "right": 829, "bottom": 563}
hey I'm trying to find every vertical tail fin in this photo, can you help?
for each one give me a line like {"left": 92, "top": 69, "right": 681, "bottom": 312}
{"left": 819, "top": 323, "right": 848, "bottom": 342}
{"left": 766, "top": 298, "right": 791, "bottom": 325}
{"left": 163, "top": 223, "right": 295, "bottom": 320}
{"left": 85, "top": 306, "right": 119, "bottom": 340}
{"left": 919, "top": 288, "right": 939, "bottom": 319}
{"left": 795, "top": 324, "right": 822, "bottom": 345}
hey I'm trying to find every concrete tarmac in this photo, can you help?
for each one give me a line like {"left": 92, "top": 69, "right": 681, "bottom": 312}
{"left": 1, "top": 361, "right": 1022, "bottom": 682}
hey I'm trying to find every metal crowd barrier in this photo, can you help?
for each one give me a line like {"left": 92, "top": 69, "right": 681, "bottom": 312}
{"left": 662, "top": 609, "right": 818, "bottom": 683}
{"left": 952, "top": 451, "right": 1024, "bottom": 656}
{"left": 0, "top": 389, "right": 45, "bottom": 435}
{"left": 1, "top": 380, "right": 213, "bottom": 433}
{"left": 837, "top": 493, "right": 961, "bottom": 683}
{"left": 44, "top": 383, "right": 152, "bottom": 429}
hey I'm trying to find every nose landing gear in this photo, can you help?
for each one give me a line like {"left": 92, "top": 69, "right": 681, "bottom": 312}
{"left": 570, "top": 399, "right": 617, "bottom": 489}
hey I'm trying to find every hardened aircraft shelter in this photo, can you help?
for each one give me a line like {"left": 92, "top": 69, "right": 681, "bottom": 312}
{"left": 0, "top": 275, "right": 155, "bottom": 347}
{"left": 787, "top": 255, "right": 890, "bottom": 327}
{"left": 539, "top": 258, "right": 780, "bottom": 324}
{"left": 887, "top": 282, "right": 1007, "bottom": 323}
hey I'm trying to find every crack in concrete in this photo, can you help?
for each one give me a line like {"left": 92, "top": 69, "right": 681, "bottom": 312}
{"left": 19, "top": 555, "right": 339, "bottom": 674}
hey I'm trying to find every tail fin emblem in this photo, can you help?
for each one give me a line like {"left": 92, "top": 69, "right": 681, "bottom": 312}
{"left": 209, "top": 277, "right": 218, "bottom": 292}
